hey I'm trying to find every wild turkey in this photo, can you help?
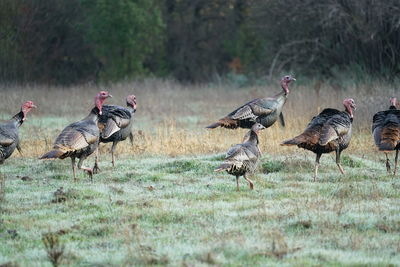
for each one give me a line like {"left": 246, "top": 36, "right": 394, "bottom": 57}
{"left": 207, "top": 75, "right": 295, "bottom": 129}
{"left": 94, "top": 95, "right": 137, "bottom": 169}
{"left": 281, "top": 98, "right": 356, "bottom": 181}
{"left": 0, "top": 101, "right": 36, "bottom": 164}
{"left": 40, "top": 91, "right": 112, "bottom": 181}
{"left": 372, "top": 97, "right": 400, "bottom": 174}
{"left": 214, "top": 123, "right": 265, "bottom": 191}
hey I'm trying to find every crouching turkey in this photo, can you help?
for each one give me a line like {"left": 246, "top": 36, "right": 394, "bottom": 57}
{"left": 372, "top": 97, "right": 400, "bottom": 174}
{"left": 40, "top": 91, "right": 112, "bottom": 181}
{"left": 0, "top": 101, "right": 36, "bottom": 165}
{"left": 281, "top": 98, "right": 356, "bottom": 181}
{"left": 215, "top": 123, "right": 265, "bottom": 191}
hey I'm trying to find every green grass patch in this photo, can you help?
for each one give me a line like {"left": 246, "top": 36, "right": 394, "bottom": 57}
{"left": 261, "top": 160, "right": 285, "bottom": 173}
{"left": 341, "top": 155, "right": 365, "bottom": 168}
{"left": 1, "top": 154, "right": 399, "bottom": 266}
{"left": 154, "top": 159, "right": 214, "bottom": 174}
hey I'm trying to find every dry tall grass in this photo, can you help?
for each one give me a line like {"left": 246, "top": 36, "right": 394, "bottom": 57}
{"left": 0, "top": 78, "right": 397, "bottom": 157}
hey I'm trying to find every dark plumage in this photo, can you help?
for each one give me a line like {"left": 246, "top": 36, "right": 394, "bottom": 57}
{"left": 40, "top": 91, "right": 112, "bottom": 181}
{"left": 281, "top": 98, "right": 356, "bottom": 180}
{"left": 95, "top": 95, "right": 137, "bottom": 169}
{"left": 207, "top": 75, "right": 295, "bottom": 129}
{"left": 372, "top": 97, "right": 400, "bottom": 174}
{"left": 215, "top": 123, "right": 265, "bottom": 190}
{"left": 0, "top": 101, "right": 36, "bottom": 164}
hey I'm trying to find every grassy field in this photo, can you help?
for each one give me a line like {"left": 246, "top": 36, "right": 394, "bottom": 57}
{"left": 1, "top": 79, "right": 400, "bottom": 266}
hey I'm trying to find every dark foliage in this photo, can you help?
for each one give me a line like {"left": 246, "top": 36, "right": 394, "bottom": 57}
{"left": 0, "top": 0, "right": 399, "bottom": 84}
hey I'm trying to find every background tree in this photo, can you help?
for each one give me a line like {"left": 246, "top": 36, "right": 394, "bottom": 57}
{"left": 0, "top": 0, "right": 399, "bottom": 84}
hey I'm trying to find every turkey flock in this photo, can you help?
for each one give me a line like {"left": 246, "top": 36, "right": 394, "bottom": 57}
{"left": 0, "top": 75, "right": 399, "bottom": 191}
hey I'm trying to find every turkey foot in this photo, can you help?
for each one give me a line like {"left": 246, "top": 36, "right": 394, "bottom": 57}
{"left": 81, "top": 167, "right": 93, "bottom": 181}
{"left": 337, "top": 163, "right": 345, "bottom": 175}
{"left": 248, "top": 181, "right": 254, "bottom": 190}
{"left": 244, "top": 175, "right": 254, "bottom": 190}
{"left": 93, "top": 162, "right": 101, "bottom": 174}
{"left": 93, "top": 149, "right": 101, "bottom": 174}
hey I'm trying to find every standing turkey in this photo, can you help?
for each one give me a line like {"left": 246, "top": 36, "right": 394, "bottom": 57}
{"left": 0, "top": 101, "right": 36, "bottom": 164}
{"left": 281, "top": 98, "right": 356, "bottom": 181}
{"left": 95, "top": 94, "right": 137, "bottom": 169}
{"left": 207, "top": 75, "right": 295, "bottom": 129}
{"left": 40, "top": 91, "right": 112, "bottom": 181}
{"left": 372, "top": 97, "right": 400, "bottom": 174}
{"left": 215, "top": 123, "right": 265, "bottom": 191}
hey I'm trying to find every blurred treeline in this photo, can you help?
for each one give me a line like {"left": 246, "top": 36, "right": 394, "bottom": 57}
{"left": 1, "top": 0, "right": 400, "bottom": 85}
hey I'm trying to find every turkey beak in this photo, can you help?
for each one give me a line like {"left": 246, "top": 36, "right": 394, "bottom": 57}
{"left": 108, "top": 94, "right": 113, "bottom": 98}
{"left": 32, "top": 104, "right": 37, "bottom": 109}
{"left": 291, "top": 77, "right": 296, "bottom": 81}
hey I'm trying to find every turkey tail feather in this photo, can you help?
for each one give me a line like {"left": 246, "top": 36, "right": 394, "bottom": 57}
{"left": 39, "top": 149, "right": 65, "bottom": 159}
{"left": 206, "top": 122, "right": 221, "bottom": 129}
{"left": 207, "top": 117, "right": 238, "bottom": 129}
{"left": 281, "top": 135, "right": 305, "bottom": 146}
{"left": 379, "top": 142, "right": 396, "bottom": 151}
{"left": 379, "top": 125, "right": 400, "bottom": 151}
{"left": 214, "top": 163, "right": 232, "bottom": 172}
{"left": 281, "top": 127, "right": 322, "bottom": 150}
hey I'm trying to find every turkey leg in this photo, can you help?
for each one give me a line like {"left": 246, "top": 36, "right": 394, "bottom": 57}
{"left": 394, "top": 149, "right": 399, "bottom": 175}
{"left": 336, "top": 149, "right": 345, "bottom": 175}
{"left": 129, "top": 132, "right": 134, "bottom": 146}
{"left": 71, "top": 157, "right": 77, "bottom": 181}
{"left": 78, "top": 157, "right": 93, "bottom": 182}
{"left": 93, "top": 147, "right": 101, "bottom": 174}
{"left": 236, "top": 176, "right": 240, "bottom": 191}
{"left": 314, "top": 153, "right": 322, "bottom": 181}
{"left": 111, "top": 141, "right": 118, "bottom": 167}
{"left": 243, "top": 174, "right": 254, "bottom": 190}
{"left": 385, "top": 153, "right": 391, "bottom": 174}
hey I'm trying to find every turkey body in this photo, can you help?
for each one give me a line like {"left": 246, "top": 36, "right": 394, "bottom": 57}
{"left": 284, "top": 108, "right": 353, "bottom": 154}
{"left": 215, "top": 123, "right": 265, "bottom": 190}
{"left": 372, "top": 108, "right": 400, "bottom": 151}
{"left": 207, "top": 75, "right": 295, "bottom": 129}
{"left": 40, "top": 108, "right": 101, "bottom": 180}
{"left": 40, "top": 91, "right": 112, "bottom": 180}
{"left": 97, "top": 103, "right": 136, "bottom": 167}
{"left": 50, "top": 114, "right": 100, "bottom": 160}
{"left": 282, "top": 99, "right": 355, "bottom": 181}
{"left": 222, "top": 93, "right": 287, "bottom": 129}
{"left": 99, "top": 105, "right": 134, "bottom": 144}
{"left": 0, "top": 112, "right": 23, "bottom": 164}
{"left": 372, "top": 103, "right": 400, "bottom": 174}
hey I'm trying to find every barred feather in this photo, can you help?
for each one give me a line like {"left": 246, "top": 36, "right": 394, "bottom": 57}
{"left": 379, "top": 124, "right": 400, "bottom": 151}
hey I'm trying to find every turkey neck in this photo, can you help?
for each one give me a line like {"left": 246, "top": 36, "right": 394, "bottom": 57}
{"left": 11, "top": 111, "right": 25, "bottom": 127}
{"left": 85, "top": 108, "right": 100, "bottom": 123}
{"left": 246, "top": 130, "right": 259, "bottom": 146}
{"left": 271, "top": 85, "right": 288, "bottom": 97}
{"left": 126, "top": 103, "right": 136, "bottom": 114}
{"left": 389, "top": 105, "right": 397, "bottom": 110}
{"left": 344, "top": 106, "right": 354, "bottom": 118}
